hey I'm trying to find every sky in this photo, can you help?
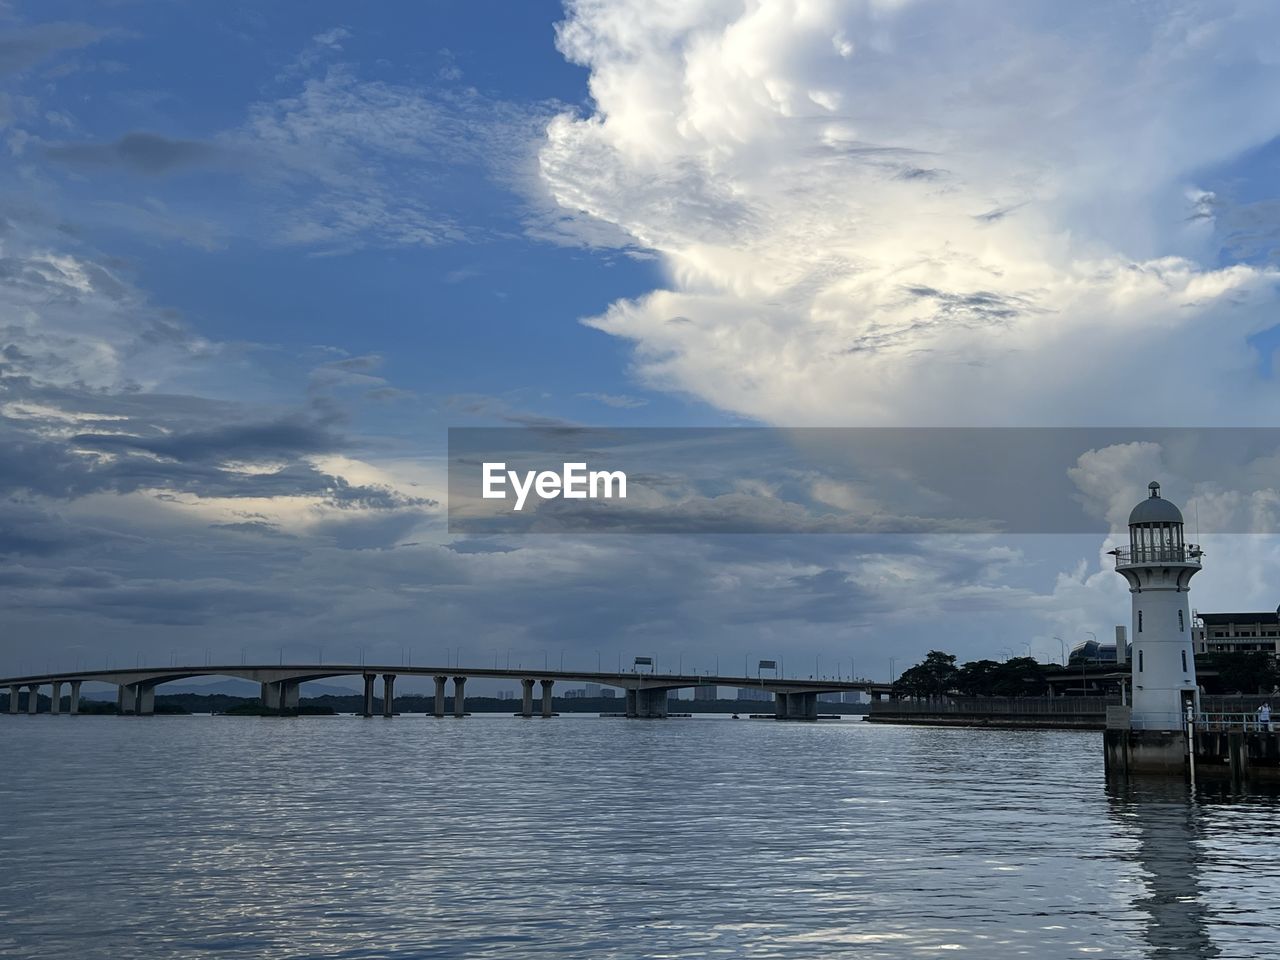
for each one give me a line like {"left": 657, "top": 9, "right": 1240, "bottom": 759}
{"left": 4, "top": 0, "right": 1280, "bottom": 691}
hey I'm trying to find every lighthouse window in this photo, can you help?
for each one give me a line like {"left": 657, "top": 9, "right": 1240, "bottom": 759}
{"left": 1178, "top": 610, "right": 1184, "bottom": 632}
{"left": 1138, "top": 611, "right": 1143, "bottom": 633}
{"left": 1181, "top": 650, "right": 1187, "bottom": 672}
{"left": 1138, "top": 650, "right": 1144, "bottom": 672}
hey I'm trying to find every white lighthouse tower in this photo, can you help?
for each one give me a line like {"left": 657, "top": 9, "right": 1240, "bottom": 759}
{"left": 1111, "top": 482, "right": 1202, "bottom": 730}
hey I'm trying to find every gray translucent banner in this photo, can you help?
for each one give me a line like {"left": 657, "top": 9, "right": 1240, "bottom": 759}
{"left": 447, "top": 428, "right": 1280, "bottom": 534}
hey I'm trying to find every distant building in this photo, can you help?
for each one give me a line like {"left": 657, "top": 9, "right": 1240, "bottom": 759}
{"left": 1193, "top": 612, "right": 1280, "bottom": 655}
{"left": 693, "top": 684, "right": 719, "bottom": 701}
{"left": 599, "top": 688, "right": 616, "bottom": 698}
{"left": 818, "top": 692, "right": 842, "bottom": 703}
{"left": 842, "top": 691, "right": 864, "bottom": 704}
{"left": 736, "top": 687, "right": 771, "bottom": 701}
{"left": 1068, "top": 639, "right": 1130, "bottom": 665}
{"left": 584, "top": 683, "right": 601, "bottom": 698}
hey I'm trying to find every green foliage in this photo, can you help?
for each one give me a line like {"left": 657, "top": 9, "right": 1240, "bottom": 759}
{"left": 895, "top": 651, "right": 1050, "bottom": 698}
{"left": 892, "top": 650, "right": 958, "bottom": 698}
{"left": 1200, "top": 652, "right": 1280, "bottom": 695}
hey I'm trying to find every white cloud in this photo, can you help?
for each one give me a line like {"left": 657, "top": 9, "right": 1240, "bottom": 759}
{"left": 541, "top": 0, "right": 1280, "bottom": 426}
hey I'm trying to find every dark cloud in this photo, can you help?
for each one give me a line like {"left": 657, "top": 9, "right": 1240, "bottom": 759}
{"left": 0, "top": 22, "right": 105, "bottom": 76}
{"left": 44, "top": 132, "right": 229, "bottom": 176}
{"left": 72, "top": 419, "right": 339, "bottom": 463}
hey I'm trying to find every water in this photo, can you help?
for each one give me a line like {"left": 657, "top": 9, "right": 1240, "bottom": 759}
{"left": 2, "top": 715, "right": 1278, "bottom": 959}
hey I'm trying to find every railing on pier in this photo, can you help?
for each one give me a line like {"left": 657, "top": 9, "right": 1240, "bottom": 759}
{"left": 870, "top": 696, "right": 1115, "bottom": 717}
{"left": 1197, "top": 712, "right": 1276, "bottom": 732}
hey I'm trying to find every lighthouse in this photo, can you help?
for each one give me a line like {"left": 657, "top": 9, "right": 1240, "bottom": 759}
{"left": 1111, "top": 482, "right": 1202, "bottom": 730}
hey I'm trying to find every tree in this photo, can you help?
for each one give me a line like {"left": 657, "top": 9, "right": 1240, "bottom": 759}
{"left": 1201, "top": 652, "right": 1280, "bottom": 695}
{"left": 893, "top": 651, "right": 958, "bottom": 699}
{"left": 954, "top": 657, "right": 1049, "bottom": 697}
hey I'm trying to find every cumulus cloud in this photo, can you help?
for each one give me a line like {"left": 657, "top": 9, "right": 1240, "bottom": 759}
{"left": 541, "top": 0, "right": 1280, "bottom": 426}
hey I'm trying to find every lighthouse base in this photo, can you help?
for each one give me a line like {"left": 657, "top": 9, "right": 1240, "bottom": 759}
{"left": 1106, "top": 727, "right": 1280, "bottom": 782}
{"left": 1104, "top": 729, "right": 1189, "bottom": 777}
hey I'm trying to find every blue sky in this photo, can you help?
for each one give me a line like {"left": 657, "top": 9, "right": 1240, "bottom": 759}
{"left": 17, "top": 0, "right": 707, "bottom": 433}
{"left": 5, "top": 0, "right": 1280, "bottom": 689}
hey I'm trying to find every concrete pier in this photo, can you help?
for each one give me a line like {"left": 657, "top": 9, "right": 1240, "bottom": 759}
{"left": 117, "top": 683, "right": 154, "bottom": 715}
{"left": 452, "top": 676, "right": 466, "bottom": 717}
{"left": 381, "top": 674, "right": 396, "bottom": 717}
{"left": 540, "top": 679, "right": 554, "bottom": 718}
{"left": 520, "top": 678, "right": 534, "bottom": 718}
{"left": 9, "top": 685, "right": 18, "bottom": 714}
{"left": 433, "top": 675, "right": 447, "bottom": 717}
{"left": 50, "top": 680, "right": 62, "bottom": 714}
{"left": 628, "top": 687, "right": 670, "bottom": 718}
{"left": 26, "top": 684, "right": 37, "bottom": 714}
{"left": 362, "top": 673, "right": 375, "bottom": 717}
{"left": 69, "top": 680, "right": 80, "bottom": 715}
{"left": 774, "top": 691, "right": 819, "bottom": 721}
{"left": 1107, "top": 726, "right": 1280, "bottom": 781}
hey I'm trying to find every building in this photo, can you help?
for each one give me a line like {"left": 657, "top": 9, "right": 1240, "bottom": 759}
{"left": 599, "top": 688, "right": 616, "bottom": 699}
{"left": 736, "top": 687, "right": 771, "bottom": 701}
{"left": 1192, "top": 612, "right": 1280, "bottom": 655}
{"left": 693, "top": 684, "right": 719, "bottom": 701}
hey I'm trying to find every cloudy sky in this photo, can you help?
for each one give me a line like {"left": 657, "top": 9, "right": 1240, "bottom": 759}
{"left": 4, "top": 0, "right": 1280, "bottom": 689}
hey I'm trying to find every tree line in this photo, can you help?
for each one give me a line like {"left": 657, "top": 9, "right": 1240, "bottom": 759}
{"left": 893, "top": 649, "right": 1280, "bottom": 698}
{"left": 892, "top": 652, "right": 1049, "bottom": 699}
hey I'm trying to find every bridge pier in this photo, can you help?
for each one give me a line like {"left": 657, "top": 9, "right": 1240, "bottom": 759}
{"left": 9, "top": 684, "right": 18, "bottom": 714}
{"left": 520, "top": 678, "right": 534, "bottom": 717}
{"left": 69, "top": 680, "right": 81, "bottom": 715}
{"left": 50, "top": 681, "right": 62, "bottom": 714}
{"left": 452, "top": 676, "right": 467, "bottom": 717}
{"left": 775, "top": 692, "right": 817, "bottom": 721}
{"left": 381, "top": 674, "right": 396, "bottom": 717}
{"left": 433, "top": 675, "right": 447, "bottom": 717}
{"left": 118, "top": 683, "right": 153, "bottom": 715}
{"left": 540, "top": 679, "right": 555, "bottom": 717}
{"left": 281, "top": 680, "right": 300, "bottom": 713}
{"left": 630, "top": 687, "right": 669, "bottom": 718}
{"left": 362, "top": 673, "right": 375, "bottom": 717}
{"left": 26, "top": 684, "right": 38, "bottom": 714}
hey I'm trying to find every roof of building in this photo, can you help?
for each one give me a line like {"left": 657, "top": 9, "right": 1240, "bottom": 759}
{"left": 1129, "top": 481, "right": 1184, "bottom": 525}
{"left": 1197, "top": 612, "right": 1280, "bottom": 624}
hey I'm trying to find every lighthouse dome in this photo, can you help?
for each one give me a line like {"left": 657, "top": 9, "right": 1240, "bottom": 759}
{"left": 1128, "top": 481, "right": 1183, "bottom": 525}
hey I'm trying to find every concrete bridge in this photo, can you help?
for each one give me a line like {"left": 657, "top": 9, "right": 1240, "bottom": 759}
{"left": 0, "top": 664, "right": 889, "bottom": 721}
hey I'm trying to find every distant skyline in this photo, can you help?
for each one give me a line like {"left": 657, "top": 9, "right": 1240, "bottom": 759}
{"left": 5, "top": 1, "right": 1280, "bottom": 692}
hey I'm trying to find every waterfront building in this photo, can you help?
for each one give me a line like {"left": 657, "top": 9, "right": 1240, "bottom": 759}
{"left": 1192, "top": 612, "right": 1280, "bottom": 655}
{"left": 693, "top": 684, "right": 718, "bottom": 701}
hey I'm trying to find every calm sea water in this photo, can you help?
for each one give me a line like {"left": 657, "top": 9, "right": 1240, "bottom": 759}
{"left": 2, "top": 715, "right": 1277, "bottom": 959}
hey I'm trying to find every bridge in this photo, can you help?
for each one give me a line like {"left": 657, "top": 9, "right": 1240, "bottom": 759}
{"left": 0, "top": 665, "right": 891, "bottom": 721}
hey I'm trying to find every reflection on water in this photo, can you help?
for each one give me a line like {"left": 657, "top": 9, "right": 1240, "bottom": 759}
{"left": 2, "top": 716, "right": 1279, "bottom": 959}
{"left": 1108, "top": 779, "right": 1217, "bottom": 959}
